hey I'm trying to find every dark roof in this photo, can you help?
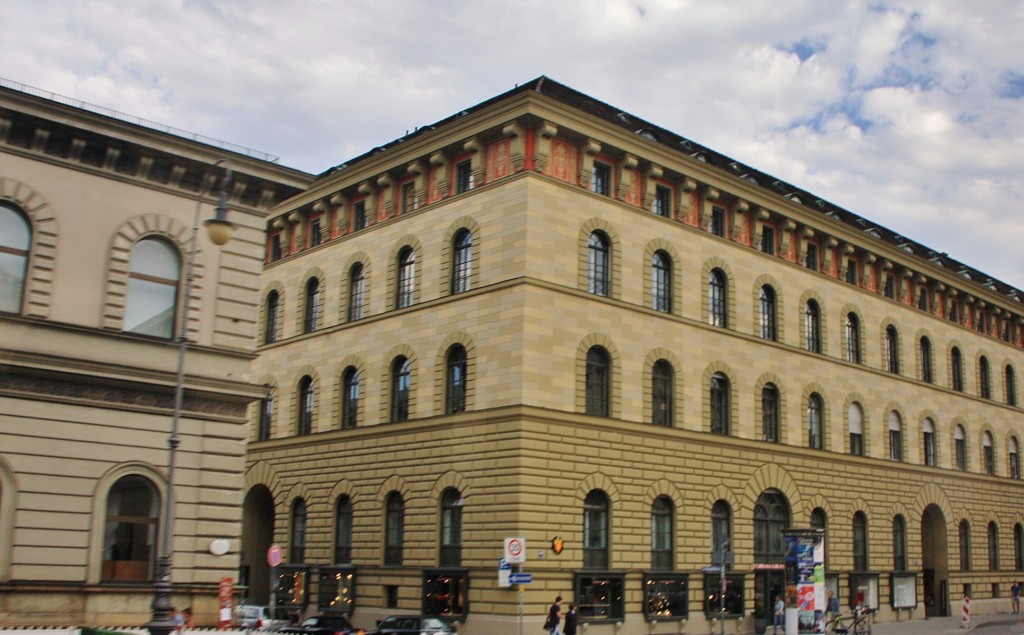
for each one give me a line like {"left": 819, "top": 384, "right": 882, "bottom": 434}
{"left": 319, "top": 76, "right": 1020, "bottom": 301}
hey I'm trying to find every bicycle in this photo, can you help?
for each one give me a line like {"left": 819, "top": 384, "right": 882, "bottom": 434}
{"left": 826, "top": 605, "right": 874, "bottom": 634}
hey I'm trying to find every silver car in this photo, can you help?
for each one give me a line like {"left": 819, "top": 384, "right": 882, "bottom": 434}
{"left": 236, "top": 604, "right": 293, "bottom": 631}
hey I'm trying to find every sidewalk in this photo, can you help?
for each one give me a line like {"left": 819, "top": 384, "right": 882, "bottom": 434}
{"left": 871, "top": 612, "right": 1024, "bottom": 634}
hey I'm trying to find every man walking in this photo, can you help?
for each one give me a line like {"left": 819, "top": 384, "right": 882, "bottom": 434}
{"left": 545, "top": 595, "right": 564, "bottom": 635}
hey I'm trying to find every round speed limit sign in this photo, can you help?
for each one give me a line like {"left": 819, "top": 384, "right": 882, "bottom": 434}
{"left": 504, "top": 536, "right": 526, "bottom": 563}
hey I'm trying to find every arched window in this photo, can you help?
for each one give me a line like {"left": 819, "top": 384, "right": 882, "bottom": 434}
{"left": 390, "top": 356, "right": 412, "bottom": 422}
{"left": 0, "top": 203, "right": 30, "bottom": 313}
{"left": 893, "top": 515, "right": 907, "bottom": 571}
{"left": 923, "top": 418, "right": 936, "bottom": 466}
{"left": 989, "top": 521, "right": 1000, "bottom": 571}
{"left": 102, "top": 475, "right": 158, "bottom": 581}
{"left": 845, "top": 313, "right": 861, "bottom": 363}
{"left": 264, "top": 291, "right": 280, "bottom": 344}
{"left": 853, "top": 512, "right": 869, "bottom": 571}
{"left": 334, "top": 495, "right": 353, "bottom": 564}
{"left": 1007, "top": 365, "right": 1018, "bottom": 406}
{"left": 804, "top": 300, "right": 821, "bottom": 353}
{"left": 651, "top": 496, "right": 674, "bottom": 570}
{"left": 885, "top": 325, "right": 900, "bottom": 374}
{"left": 1015, "top": 524, "right": 1024, "bottom": 571}
{"left": 920, "top": 336, "right": 933, "bottom": 383}
{"left": 762, "top": 383, "right": 780, "bottom": 443}
{"left": 811, "top": 508, "right": 828, "bottom": 565}
{"left": 451, "top": 229, "right": 473, "bottom": 294}
{"left": 980, "top": 356, "right": 992, "bottom": 399}
{"left": 348, "top": 263, "right": 365, "bottom": 321}
{"left": 951, "top": 347, "right": 964, "bottom": 392}
{"left": 983, "top": 431, "right": 995, "bottom": 475}
{"left": 385, "top": 491, "right": 405, "bottom": 566}
{"left": 759, "top": 285, "right": 777, "bottom": 341}
{"left": 587, "top": 231, "right": 611, "bottom": 297}
{"left": 290, "top": 498, "right": 307, "bottom": 563}
{"left": 257, "top": 391, "right": 274, "bottom": 441}
{"left": 585, "top": 346, "right": 611, "bottom": 417}
{"left": 303, "top": 277, "right": 321, "bottom": 333}
{"left": 1010, "top": 437, "right": 1021, "bottom": 480}
{"left": 959, "top": 520, "right": 971, "bottom": 570}
{"left": 888, "top": 411, "right": 903, "bottom": 461}
{"left": 125, "top": 237, "right": 180, "bottom": 338}
{"left": 807, "top": 393, "right": 823, "bottom": 450}
{"left": 753, "top": 490, "right": 790, "bottom": 561}
{"left": 396, "top": 247, "right": 416, "bottom": 309}
{"left": 711, "top": 500, "right": 732, "bottom": 556}
{"left": 710, "top": 372, "right": 730, "bottom": 435}
{"left": 651, "top": 359, "right": 673, "bottom": 427}
{"left": 445, "top": 344, "right": 467, "bottom": 414}
{"left": 298, "top": 376, "right": 315, "bottom": 435}
{"left": 955, "top": 425, "right": 967, "bottom": 470}
{"left": 708, "top": 268, "right": 728, "bottom": 327}
{"left": 341, "top": 367, "right": 360, "bottom": 429}
{"left": 440, "top": 488, "right": 463, "bottom": 567}
{"left": 849, "top": 402, "right": 864, "bottom": 456}
{"left": 651, "top": 250, "right": 672, "bottom": 313}
{"left": 583, "top": 490, "right": 610, "bottom": 569}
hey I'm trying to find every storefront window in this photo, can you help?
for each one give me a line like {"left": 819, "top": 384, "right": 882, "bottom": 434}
{"left": 422, "top": 570, "right": 466, "bottom": 619}
{"left": 703, "top": 572, "right": 745, "bottom": 618}
{"left": 317, "top": 567, "right": 355, "bottom": 614}
{"left": 644, "top": 573, "right": 688, "bottom": 620}
{"left": 574, "top": 573, "right": 625, "bottom": 621}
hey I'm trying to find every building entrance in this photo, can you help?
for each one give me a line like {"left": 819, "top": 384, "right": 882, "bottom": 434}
{"left": 921, "top": 504, "right": 948, "bottom": 617}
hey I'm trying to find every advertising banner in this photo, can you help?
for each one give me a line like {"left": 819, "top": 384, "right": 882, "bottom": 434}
{"left": 784, "top": 528, "right": 826, "bottom": 633}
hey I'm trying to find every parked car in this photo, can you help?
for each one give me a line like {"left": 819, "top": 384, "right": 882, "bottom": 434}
{"left": 236, "top": 604, "right": 294, "bottom": 631}
{"left": 279, "top": 614, "right": 362, "bottom": 635}
{"left": 365, "top": 615, "right": 454, "bottom": 635}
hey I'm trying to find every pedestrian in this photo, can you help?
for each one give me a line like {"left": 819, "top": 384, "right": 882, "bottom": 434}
{"left": 827, "top": 590, "right": 840, "bottom": 618}
{"left": 183, "top": 607, "right": 195, "bottom": 629}
{"left": 562, "top": 602, "right": 577, "bottom": 635}
{"left": 544, "top": 595, "right": 563, "bottom": 635}
{"left": 1012, "top": 581, "right": 1021, "bottom": 614}
{"left": 772, "top": 594, "right": 785, "bottom": 635}
{"left": 171, "top": 606, "right": 184, "bottom": 632}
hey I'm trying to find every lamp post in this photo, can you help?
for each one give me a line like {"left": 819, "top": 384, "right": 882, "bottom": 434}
{"left": 148, "top": 159, "right": 236, "bottom": 635}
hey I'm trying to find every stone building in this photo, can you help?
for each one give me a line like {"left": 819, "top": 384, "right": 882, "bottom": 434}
{"left": 245, "top": 77, "right": 1024, "bottom": 634}
{"left": 0, "top": 81, "right": 310, "bottom": 625}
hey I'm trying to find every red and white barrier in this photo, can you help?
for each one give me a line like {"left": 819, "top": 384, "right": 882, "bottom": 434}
{"left": 961, "top": 596, "right": 970, "bottom": 628}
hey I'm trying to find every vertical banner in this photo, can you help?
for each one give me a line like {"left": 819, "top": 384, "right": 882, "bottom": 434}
{"left": 784, "top": 529, "right": 825, "bottom": 634}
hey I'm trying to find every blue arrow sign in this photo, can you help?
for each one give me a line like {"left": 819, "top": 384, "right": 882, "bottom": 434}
{"left": 509, "top": 573, "right": 533, "bottom": 584}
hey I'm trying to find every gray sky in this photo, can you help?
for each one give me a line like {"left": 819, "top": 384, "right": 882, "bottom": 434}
{"left": 3, "top": 1, "right": 1023, "bottom": 289}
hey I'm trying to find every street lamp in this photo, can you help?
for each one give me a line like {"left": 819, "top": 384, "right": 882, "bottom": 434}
{"left": 148, "top": 159, "right": 236, "bottom": 635}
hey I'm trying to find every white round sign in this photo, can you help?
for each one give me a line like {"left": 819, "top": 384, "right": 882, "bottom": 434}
{"left": 504, "top": 536, "right": 526, "bottom": 563}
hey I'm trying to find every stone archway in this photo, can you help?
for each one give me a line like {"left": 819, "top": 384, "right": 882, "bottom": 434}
{"left": 241, "top": 485, "right": 276, "bottom": 603}
{"left": 921, "top": 504, "right": 949, "bottom": 617}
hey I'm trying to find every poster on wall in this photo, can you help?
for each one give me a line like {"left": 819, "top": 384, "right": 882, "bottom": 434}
{"left": 784, "top": 528, "right": 826, "bottom": 634}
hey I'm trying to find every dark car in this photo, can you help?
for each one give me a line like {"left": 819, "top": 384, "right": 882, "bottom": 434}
{"left": 366, "top": 615, "right": 454, "bottom": 635}
{"left": 279, "top": 614, "right": 361, "bottom": 635}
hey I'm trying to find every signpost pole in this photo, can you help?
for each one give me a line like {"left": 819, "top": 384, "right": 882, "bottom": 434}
{"left": 518, "top": 564, "right": 524, "bottom": 635}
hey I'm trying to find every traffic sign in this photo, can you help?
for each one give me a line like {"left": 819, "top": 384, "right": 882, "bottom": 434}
{"left": 267, "top": 544, "right": 283, "bottom": 567}
{"left": 509, "top": 573, "right": 533, "bottom": 584}
{"left": 504, "top": 536, "right": 526, "bottom": 563}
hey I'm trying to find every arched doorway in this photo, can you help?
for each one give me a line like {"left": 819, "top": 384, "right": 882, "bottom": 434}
{"left": 241, "top": 485, "right": 276, "bottom": 603}
{"left": 921, "top": 504, "right": 949, "bottom": 617}
{"left": 754, "top": 490, "right": 791, "bottom": 624}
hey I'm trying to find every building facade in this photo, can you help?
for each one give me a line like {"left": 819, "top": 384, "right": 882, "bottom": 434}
{"left": 0, "top": 82, "right": 310, "bottom": 625}
{"left": 244, "top": 78, "right": 1024, "bottom": 634}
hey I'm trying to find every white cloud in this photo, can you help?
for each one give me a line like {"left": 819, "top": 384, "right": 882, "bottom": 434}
{"left": 1, "top": 0, "right": 1022, "bottom": 288}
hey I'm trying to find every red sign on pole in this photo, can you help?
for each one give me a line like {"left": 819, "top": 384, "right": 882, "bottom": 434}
{"left": 218, "top": 577, "right": 233, "bottom": 629}
{"left": 267, "top": 544, "right": 283, "bottom": 567}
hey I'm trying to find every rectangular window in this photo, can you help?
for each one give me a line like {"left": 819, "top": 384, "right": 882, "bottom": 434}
{"left": 401, "top": 182, "right": 417, "bottom": 214}
{"left": 923, "top": 431, "right": 936, "bottom": 466}
{"left": 760, "top": 226, "right": 775, "bottom": 255}
{"left": 271, "top": 234, "right": 283, "bottom": 262}
{"left": 654, "top": 185, "right": 672, "bottom": 218}
{"left": 710, "top": 207, "right": 725, "bottom": 237}
{"left": 455, "top": 160, "right": 473, "bottom": 194}
{"left": 884, "top": 275, "right": 895, "bottom": 299}
{"left": 846, "top": 260, "right": 858, "bottom": 285}
{"left": 257, "top": 397, "right": 272, "bottom": 441}
{"left": 591, "top": 162, "right": 611, "bottom": 196}
{"left": 574, "top": 573, "right": 625, "bottom": 622}
{"left": 805, "top": 244, "right": 818, "bottom": 271}
{"left": 422, "top": 571, "right": 466, "bottom": 619}
{"left": 644, "top": 574, "right": 689, "bottom": 620}
{"left": 703, "top": 573, "right": 745, "bottom": 618}
{"left": 850, "top": 432, "right": 864, "bottom": 456}
{"left": 353, "top": 200, "right": 367, "bottom": 231}
{"left": 890, "top": 430, "right": 903, "bottom": 461}
{"left": 317, "top": 567, "right": 355, "bottom": 614}
{"left": 309, "top": 217, "right": 322, "bottom": 248}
